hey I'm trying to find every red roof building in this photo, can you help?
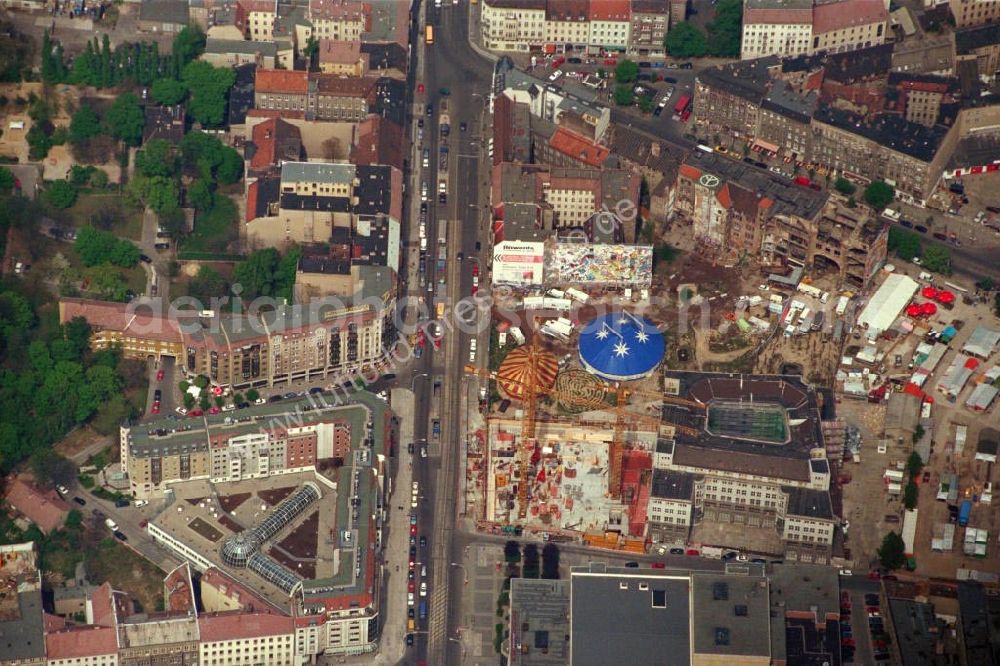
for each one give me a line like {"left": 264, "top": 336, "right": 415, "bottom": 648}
{"left": 3, "top": 476, "right": 69, "bottom": 534}
{"left": 351, "top": 116, "right": 405, "bottom": 171}
{"left": 45, "top": 626, "right": 118, "bottom": 662}
{"left": 248, "top": 117, "right": 303, "bottom": 172}
{"left": 547, "top": 127, "right": 611, "bottom": 168}
{"left": 198, "top": 611, "right": 295, "bottom": 642}
{"left": 254, "top": 69, "right": 309, "bottom": 95}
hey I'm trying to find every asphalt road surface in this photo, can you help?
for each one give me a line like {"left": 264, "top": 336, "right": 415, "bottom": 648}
{"left": 409, "top": 2, "right": 494, "bottom": 664}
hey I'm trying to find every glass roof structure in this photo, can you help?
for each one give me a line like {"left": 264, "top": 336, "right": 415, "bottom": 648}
{"left": 218, "top": 482, "right": 320, "bottom": 594}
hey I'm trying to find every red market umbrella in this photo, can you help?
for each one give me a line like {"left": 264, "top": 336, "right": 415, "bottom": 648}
{"left": 906, "top": 304, "right": 923, "bottom": 317}
{"left": 921, "top": 302, "right": 938, "bottom": 316}
{"left": 937, "top": 291, "right": 955, "bottom": 304}
{"left": 921, "top": 286, "right": 938, "bottom": 299}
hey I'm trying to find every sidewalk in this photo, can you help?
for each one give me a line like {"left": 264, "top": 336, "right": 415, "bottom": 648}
{"left": 465, "top": 1, "right": 498, "bottom": 65}
{"left": 374, "top": 387, "right": 417, "bottom": 666}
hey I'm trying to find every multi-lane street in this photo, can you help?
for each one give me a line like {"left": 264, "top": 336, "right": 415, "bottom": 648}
{"left": 400, "top": 1, "right": 495, "bottom": 664}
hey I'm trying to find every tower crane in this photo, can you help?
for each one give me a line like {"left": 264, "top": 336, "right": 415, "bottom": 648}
{"left": 463, "top": 362, "right": 702, "bottom": 510}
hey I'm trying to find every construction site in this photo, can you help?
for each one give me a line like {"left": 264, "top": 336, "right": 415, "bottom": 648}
{"left": 468, "top": 299, "right": 842, "bottom": 562}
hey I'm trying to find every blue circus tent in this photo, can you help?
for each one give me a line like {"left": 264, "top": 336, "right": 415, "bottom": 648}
{"left": 578, "top": 312, "right": 665, "bottom": 382}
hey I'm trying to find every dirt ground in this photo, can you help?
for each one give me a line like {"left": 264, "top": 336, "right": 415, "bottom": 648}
{"left": 0, "top": 83, "right": 123, "bottom": 180}
{"left": 837, "top": 399, "right": 902, "bottom": 570}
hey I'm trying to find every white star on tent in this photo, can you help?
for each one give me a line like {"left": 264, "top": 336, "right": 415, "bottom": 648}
{"left": 618, "top": 316, "right": 629, "bottom": 325}
{"left": 635, "top": 329, "right": 649, "bottom": 343}
{"left": 596, "top": 328, "right": 609, "bottom": 340}
{"left": 614, "top": 342, "right": 630, "bottom": 357}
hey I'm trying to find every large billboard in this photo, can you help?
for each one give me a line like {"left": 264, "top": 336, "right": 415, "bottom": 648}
{"left": 492, "top": 241, "right": 545, "bottom": 286}
{"left": 550, "top": 243, "right": 652, "bottom": 288}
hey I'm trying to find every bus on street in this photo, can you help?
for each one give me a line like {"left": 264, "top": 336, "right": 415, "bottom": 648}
{"left": 425, "top": 25, "right": 434, "bottom": 44}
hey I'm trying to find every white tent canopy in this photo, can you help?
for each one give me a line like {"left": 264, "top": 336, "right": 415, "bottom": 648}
{"left": 857, "top": 274, "right": 919, "bottom": 337}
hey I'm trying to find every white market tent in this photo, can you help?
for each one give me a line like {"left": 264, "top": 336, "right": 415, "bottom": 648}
{"left": 857, "top": 273, "right": 919, "bottom": 337}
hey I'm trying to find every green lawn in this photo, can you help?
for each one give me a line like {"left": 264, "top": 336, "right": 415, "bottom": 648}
{"left": 180, "top": 196, "right": 238, "bottom": 254}
{"left": 57, "top": 192, "right": 144, "bottom": 241}
{"left": 85, "top": 537, "right": 165, "bottom": 612}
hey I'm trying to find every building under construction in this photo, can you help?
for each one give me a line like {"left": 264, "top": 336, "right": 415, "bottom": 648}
{"left": 483, "top": 415, "right": 660, "bottom": 550}
{"left": 477, "top": 369, "right": 842, "bottom": 562}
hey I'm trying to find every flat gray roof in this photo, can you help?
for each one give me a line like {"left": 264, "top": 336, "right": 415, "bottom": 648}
{"left": 888, "top": 598, "right": 941, "bottom": 666}
{"left": 509, "top": 578, "right": 570, "bottom": 665}
{"left": 691, "top": 574, "right": 771, "bottom": 658}
{"left": 784, "top": 487, "right": 834, "bottom": 520}
{"left": 651, "top": 469, "right": 695, "bottom": 500}
{"left": 130, "top": 393, "right": 372, "bottom": 458}
{"left": 206, "top": 38, "right": 278, "bottom": 57}
{"left": 571, "top": 565, "right": 691, "bottom": 666}
{"left": 281, "top": 161, "right": 356, "bottom": 185}
{"left": 0, "top": 588, "right": 45, "bottom": 660}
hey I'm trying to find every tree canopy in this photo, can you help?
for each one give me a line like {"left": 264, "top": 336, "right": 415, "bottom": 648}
{"left": 0, "top": 268, "right": 142, "bottom": 472}
{"left": 151, "top": 77, "right": 187, "bottom": 106}
{"left": 135, "top": 139, "right": 180, "bottom": 179}
{"left": 921, "top": 245, "right": 951, "bottom": 275}
{"left": 187, "top": 179, "right": 215, "bottom": 212}
{"left": 834, "top": 177, "right": 857, "bottom": 195}
{"left": 69, "top": 105, "right": 102, "bottom": 146}
{"left": 706, "top": 0, "right": 743, "bottom": 57}
{"left": 0, "top": 168, "right": 14, "bottom": 193}
{"left": 613, "top": 84, "right": 635, "bottom": 106}
{"left": 888, "top": 227, "right": 921, "bottom": 262}
{"left": 615, "top": 59, "right": 639, "bottom": 83}
{"left": 233, "top": 247, "right": 302, "bottom": 301}
{"left": 182, "top": 61, "right": 235, "bottom": 127}
{"left": 105, "top": 93, "right": 145, "bottom": 146}
{"left": 128, "top": 175, "right": 180, "bottom": 215}
{"left": 878, "top": 531, "right": 906, "bottom": 570}
{"left": 665, "top": 22, "right": 707, "bottom": 58}
{"left": 74, "top": 226, "right": 140, "bottom": 267}
{"left": 181, "top": 131, "right": 243, "bottom": 184}
{"left": 188, "top": 265, "right": 229, "bottom": 305}
{"left": 864, "top": 181, "right": 895, "bottom": 210}
{"left": 43, "top": 180, "right": 78, "bottom": 209}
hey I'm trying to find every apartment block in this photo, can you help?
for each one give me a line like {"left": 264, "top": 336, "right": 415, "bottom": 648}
{"left": 949, "top": 0, "right": 1000, "bottom": 27}
{"left": 545, "top": 0, "right": 591, "bottom": 48}
{"left": 306, "top": 0, "right": 368, "bottom": 43}
{"left": 628, "top": 0, "right": 669, "bottom": 56}
{"left": 59, "top": 293, "right": 398, "bottom": 395}
{"left": 492, "top": 162, "right": 641, "bottom": 239}
{"left": 810, "top": 0, "right": 887, "bottom": 55}
{"left": 318, "top": 40, "right": 367, "bottom": 76}
{"left": 239, "top": 0, "right": 278, "bottom": 41}
{"left": 955, "top": 23, "right": 1000, "bottom": 80}
{"left": 247, "top": 160, "right": 402, "bottom": 249}
{"left": 569, "top": 564, "right": 772, "bottom": 665}
{"left": 694, "top": 52, "right": 965, "bottom": 204}
{"left": 741, "top": 0, "right": 887, "bottom": 60}
{"left": 483, "top": 0, "right": 675, "bottom": 54}
{"left": 811, "top": 106, "right": 960, "bottom": 204}
{"left": 494, "top": 58, "right": 612, "bottom": 142}
{"left": 741, "top": 0, "right": 813, "bottom": 60}
{"left": 253, "top": 69, "right": 397, "bottom": 123}
{"left": 481, "top": 0, "right": 548, "bottom": 52}
{"left": 675, "top": 153, "right": 887, "bottom": 288}
{"left": 587, "top": 0, "right": 632, "bottom": 51}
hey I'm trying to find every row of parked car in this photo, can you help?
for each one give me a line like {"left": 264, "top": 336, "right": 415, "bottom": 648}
{"left": 840, "top": 590, "right": 889, "bottom": 662}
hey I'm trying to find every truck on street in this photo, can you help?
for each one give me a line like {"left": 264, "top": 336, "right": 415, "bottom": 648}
{"left": 439, "top": 99, "right": 450, "bottom": 136}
